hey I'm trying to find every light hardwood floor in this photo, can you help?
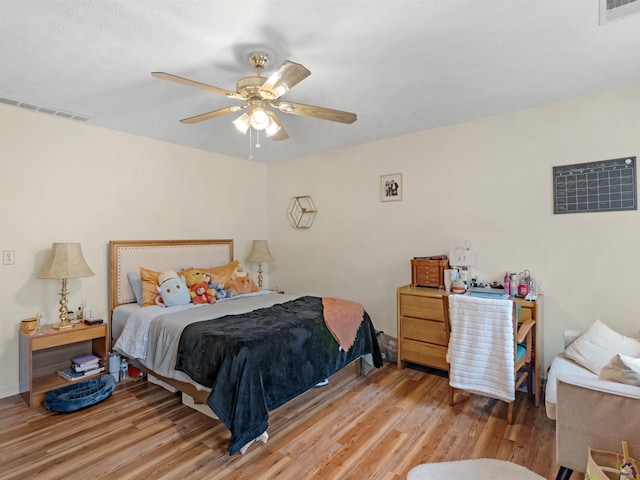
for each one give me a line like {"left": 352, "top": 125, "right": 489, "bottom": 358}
{"left": 0, "top": 364, "right": 571, "bottom": 480}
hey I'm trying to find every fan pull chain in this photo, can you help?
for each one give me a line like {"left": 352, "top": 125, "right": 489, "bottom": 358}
{"left": 248, "top": 127, "right": 254, "bottom": 160}
{"left": 255, "top": 129, "right": 261, "bottom": 149}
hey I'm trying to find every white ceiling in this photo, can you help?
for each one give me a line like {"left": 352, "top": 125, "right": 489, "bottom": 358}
{"left": 1, "top": 1, "right": 639, "bottom": 164}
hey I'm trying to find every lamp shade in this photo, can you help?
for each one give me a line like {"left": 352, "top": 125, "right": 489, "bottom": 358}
{"left": 38, "top": 243, "right": 95, "bottom": 279}
{"left": 233, "top": 112, "right": 250, "bottom": 134}
{"left": 246, "top": 240, "right": 274, "bottom": 263}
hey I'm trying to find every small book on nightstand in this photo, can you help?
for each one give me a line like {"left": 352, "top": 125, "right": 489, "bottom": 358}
{"left": 73, "top": 362, "right": 102, "bottom": 373}
{"left": 71, "top": 353, "right": 100, "bottom": 367}
{"left": 57, "top": 366, "right": 104, "bottom": 381}
{"left": 57, "top": 368, "right": 84, "bottom": 381}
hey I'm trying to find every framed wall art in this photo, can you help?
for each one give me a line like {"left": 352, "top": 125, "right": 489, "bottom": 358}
{"left": 381, "top": 173, "right": 402, "bottom": 202}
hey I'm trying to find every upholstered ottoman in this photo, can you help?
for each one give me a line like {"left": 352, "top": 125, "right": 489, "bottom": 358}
{"left": 44, "top": 374, "right": 116, "bottom": 412}
{"left": 407, "top": 459, "right": 544, "bottom": 480}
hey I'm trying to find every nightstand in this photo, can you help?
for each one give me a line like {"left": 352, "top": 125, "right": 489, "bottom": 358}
{"left": 19, "top": 322, "right": 108, "bottom": 407}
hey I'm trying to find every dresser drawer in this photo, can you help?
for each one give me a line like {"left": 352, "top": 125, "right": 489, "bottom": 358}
{"left": 401, "top": 316, "right": 447, "bottom": 346}
{"left": 399, "top": 294, "right": 445, "bottom": 321}
{"left": 401, "top": 338, "right": 448, "bottom": 370}
{"left": 413, "top": 269, "right": 441, "bottom": 285}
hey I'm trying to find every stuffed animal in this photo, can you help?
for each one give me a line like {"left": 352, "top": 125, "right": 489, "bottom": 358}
{"left": 189, "top": 281, "right": 216, "bottom": 304}
{"left": 209, "top": 282, "right": 235, "bottom": 300}
{"left": 182, "top": 270, "right": 212, "bottom": 288}
{"left": 233, "top": 266, "right": 248, "bottom": 279}
{"left": 182, "top": 269, "right": 217, "bottom": 299}
{"left": 224, "top": 275, "right": 260, "bottom": 296}
{"left": 155, "top": 273, "right": 191, "bottom": 307}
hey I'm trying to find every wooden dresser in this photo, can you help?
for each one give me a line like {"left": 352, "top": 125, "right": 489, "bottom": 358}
{"left": 396, "top": 285, "right": 543, "bottom": 406}
{"left": 397, "top": 285, "right": 448, "bottom": 371}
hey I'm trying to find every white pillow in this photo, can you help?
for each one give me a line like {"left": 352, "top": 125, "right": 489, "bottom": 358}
{"left": 599, "top": 354, "right": 640, "bottom": 387}
{"left": 563, "top": 319, "right": 640, "bottom": 375}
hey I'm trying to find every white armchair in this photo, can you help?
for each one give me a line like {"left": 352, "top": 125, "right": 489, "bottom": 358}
{"left": 546, "top": 330, "right": 640, "bottom": 480}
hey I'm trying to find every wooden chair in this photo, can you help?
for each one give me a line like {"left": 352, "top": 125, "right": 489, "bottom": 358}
{"left": 442, "top": 294, "right": 535, "bottom": 424}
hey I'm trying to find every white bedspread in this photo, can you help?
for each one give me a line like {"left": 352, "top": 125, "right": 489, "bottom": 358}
{"left": 446, "top": 294, "right": 515, "bottom": 403}
{"left": 114, "top": 291, "right": 298, "bottom": 387}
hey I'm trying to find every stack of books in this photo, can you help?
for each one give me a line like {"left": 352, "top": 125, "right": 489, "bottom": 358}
{"left": 57, "top": 354, "right": 104, "bottom": 381}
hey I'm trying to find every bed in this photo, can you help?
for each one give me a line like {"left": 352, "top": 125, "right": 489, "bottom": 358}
{"left": 108, "top": 239, "right": 382, "bottom": 455}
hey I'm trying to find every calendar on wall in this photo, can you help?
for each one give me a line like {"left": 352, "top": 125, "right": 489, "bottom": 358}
{"left": 553, "top": 156, "right": 637, "bottom": 214}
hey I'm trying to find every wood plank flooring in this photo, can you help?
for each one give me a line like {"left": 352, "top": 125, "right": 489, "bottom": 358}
{"left": 0, "top": 364, "right": 572, "bottom": 480}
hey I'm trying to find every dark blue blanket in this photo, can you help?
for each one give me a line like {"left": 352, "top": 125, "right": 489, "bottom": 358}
{"left": 175, "top": 296, "right": 382, "bottom": 455}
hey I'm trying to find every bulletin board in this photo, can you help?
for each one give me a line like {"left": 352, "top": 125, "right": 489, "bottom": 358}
{"left": 553, "top": 156, "right": 636, "bottom": 214}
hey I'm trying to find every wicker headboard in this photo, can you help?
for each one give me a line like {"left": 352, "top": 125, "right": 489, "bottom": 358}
{"left": 109, "top": 239, "right": 234, "bottom": 312}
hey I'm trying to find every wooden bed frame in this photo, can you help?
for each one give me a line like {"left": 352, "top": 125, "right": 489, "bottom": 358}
{"left": 108, "top": 239, "right": 235, "bottom": 409}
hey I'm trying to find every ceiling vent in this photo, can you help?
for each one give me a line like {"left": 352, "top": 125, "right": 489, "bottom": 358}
{"left": 0, "top": 97, "right": 92, "bottom": 122}
{"left": 600, "top": 0, "right": 640, "bottom": 24}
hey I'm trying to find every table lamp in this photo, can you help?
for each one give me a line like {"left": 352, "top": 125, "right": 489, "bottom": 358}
{"left": 246, "top": 240, "right": 274, "bottom": 289}
{"left": 38, "top": 243, "right": 94, "bottom": 329}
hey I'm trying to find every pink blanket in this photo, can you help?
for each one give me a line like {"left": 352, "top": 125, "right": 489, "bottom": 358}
{"left": 322, "top": 297, "right": 364, "bottom": 351}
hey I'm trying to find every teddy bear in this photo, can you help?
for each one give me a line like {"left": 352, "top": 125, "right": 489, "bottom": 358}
{"left": 224, "top": 274, "right": 260, "bottom": 296}
{"left": 181, "top": 269, "right": 217, "bottom": 299}
{"left": 189, "top": 281, "right": 216, "bottom": 304}
{"left": 155, "top": 271, "right": 191, "bottom": 307}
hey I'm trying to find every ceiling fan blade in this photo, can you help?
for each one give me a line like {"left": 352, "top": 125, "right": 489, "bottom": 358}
{"left": 180, "top": 105, "right": 244, "bottom": 124}
{"left": 260, "top": 61, "right": 311, "bottom": 99}
{"left": 152, "top": 72, "right": 240, "bottom": 99}
{"left": 275, "top": 101, "right": 357, "bottom": 124}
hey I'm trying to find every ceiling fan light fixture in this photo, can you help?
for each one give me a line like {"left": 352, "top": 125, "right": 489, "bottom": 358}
{"left": 265, "top": 111, "right": 282, "bottom": 137}
{"left": 233, "top": 112, "right": 250, "bottom": 134}
{"left": 249, "top": 107, "right": 270, "bottom": 130}
{"left": 153, "top": 50, "right": 356, "bottom": 154}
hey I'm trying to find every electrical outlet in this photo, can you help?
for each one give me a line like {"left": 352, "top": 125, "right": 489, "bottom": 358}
{"left": 3, "top": 250, "right": 15, "bottom": 265}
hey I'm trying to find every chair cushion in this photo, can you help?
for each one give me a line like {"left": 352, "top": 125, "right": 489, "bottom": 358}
{"left": 516, "top": 343, "right": 526, "bottom": 363}
{"left": 44, "top": 374, "right": 116, "bottom": 412}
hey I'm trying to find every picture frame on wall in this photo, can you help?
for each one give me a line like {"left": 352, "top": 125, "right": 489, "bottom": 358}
{"left": 381, "top": 173, "right": 402, "bottom": 202}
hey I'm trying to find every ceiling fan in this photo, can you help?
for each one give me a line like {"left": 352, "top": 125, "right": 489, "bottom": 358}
{"left": 152, "top": 51, "right": 357, "bottom": 143}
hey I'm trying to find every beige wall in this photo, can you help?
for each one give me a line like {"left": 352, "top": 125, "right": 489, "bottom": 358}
{"left": 0, "top": 106, "right": 268, "bottom": 397}
{"left": 1, "top": 84, "right": 638, "bottom": 399}
{"left": 267, "top": 83, "right": 640, "bottom": 374}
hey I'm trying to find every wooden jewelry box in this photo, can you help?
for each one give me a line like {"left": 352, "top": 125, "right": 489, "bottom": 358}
{"left": 411, "top": 257, "right": 449, "bottom": 288}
